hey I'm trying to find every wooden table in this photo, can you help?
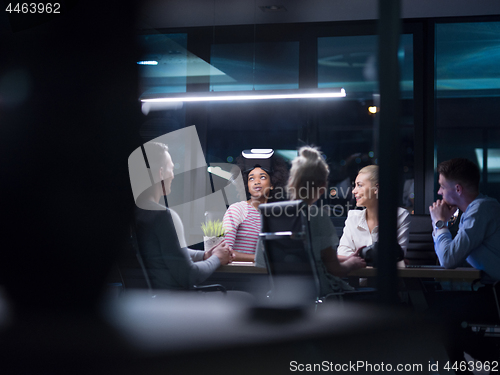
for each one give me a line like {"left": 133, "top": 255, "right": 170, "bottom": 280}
{"left": 350, "top": 266, "right": 482, "bottom": 311}
{"left": 349, "top": 266, "right": 481, "bottom": 281}
{"left": 216, "top": 261, "right": 268, "bottom": 274}
{"left": 216, "top": 263, "right": 482, "bottom": 311}
{"left": 206, "top": 262, "right": 268, "bottom": 294}
{"left": 218, "top": 263, "right": 481, "bottom": 281}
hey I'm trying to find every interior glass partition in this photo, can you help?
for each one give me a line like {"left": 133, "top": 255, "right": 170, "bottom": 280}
{"left": 210, "top": 41, "right": 300, "bottom": 91}
{"left": 136, "top": 26, "right": 416, "bottom": 223}
{"left": 435, "top": 21, "right": 500, "bottom": 201}
{"left": 318, "top": 34, "right": 415, "bottom": 213}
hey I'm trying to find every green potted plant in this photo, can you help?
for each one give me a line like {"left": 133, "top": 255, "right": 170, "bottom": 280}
{"left": 201, "top": 219, "right": 225, "bottom": 251}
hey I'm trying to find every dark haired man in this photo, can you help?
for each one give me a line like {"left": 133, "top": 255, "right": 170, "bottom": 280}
{"left": 429, "top": 158, "right": 500, "bottom": 281}
{"left": 429, "top": 158, "right": 500, "bottom": 369}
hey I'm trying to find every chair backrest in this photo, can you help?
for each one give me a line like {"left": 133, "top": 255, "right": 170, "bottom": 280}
{"left": 330, "top": 216, "right": 346, "bottom": 238}
{"left": 124, "top": 221, "right": 225, "bottom": 294}
{"left": 259, "top": 200, "right": 320, "bottom": 301}
{"left": 116, "top": 224, "right": 153, "bottom": 290}
{"left": 405, "top": 214, "right": 438, "bottom": 265}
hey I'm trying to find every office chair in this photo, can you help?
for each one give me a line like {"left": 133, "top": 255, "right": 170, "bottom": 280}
{"left": 462, "top": 280, "right": 500, "bottom": 332}
{"left": 117, "top": 223, "right": 226, "bottom": 295}
{"left": 114, "top": 224, "right": 153, "bottom": 291}
{"left": 330, "top": 215, "right": 347, "bottom": 238}
{"left": 258, "top": 200, "right": 342, "bottom": 307}
{"left": 405, "top": 214, "right": 438, "bottom": 266}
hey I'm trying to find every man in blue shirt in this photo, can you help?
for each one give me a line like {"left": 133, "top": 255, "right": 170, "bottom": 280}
{"left": 429, "top": 158, "right": 500, "bottom": 282}
{"left": 428, "top": 158, "right": 500, "bottom": 370}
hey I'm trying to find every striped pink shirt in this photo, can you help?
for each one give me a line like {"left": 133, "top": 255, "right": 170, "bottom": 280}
{"left": 223, "top": 201, "right": 261, "bottom": 254}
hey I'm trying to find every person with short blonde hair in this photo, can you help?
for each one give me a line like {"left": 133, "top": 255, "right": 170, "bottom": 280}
{"left": 337, "top": 164, "right": 410, "bottom": 259}
{"left": 358, "top": 165, "right": 378, "bottom": 186}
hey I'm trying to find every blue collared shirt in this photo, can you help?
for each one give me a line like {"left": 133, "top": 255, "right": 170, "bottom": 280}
{"left": 433, "top": 194, "right": 500, "bottom": 282}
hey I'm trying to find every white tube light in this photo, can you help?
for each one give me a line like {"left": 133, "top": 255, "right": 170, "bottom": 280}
{"left": 137, "top": 61, "right": 159, "bottom": 65}
{"left": 140, "top": 88, "right": 346, "bottom": 103}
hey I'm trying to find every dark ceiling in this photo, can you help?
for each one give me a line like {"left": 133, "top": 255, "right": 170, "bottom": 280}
{"left": 139, "top": 0, "right": 500, "bottom": 30}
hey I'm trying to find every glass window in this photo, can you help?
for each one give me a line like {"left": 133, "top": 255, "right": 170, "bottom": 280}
{"left": 318, "top": 34, "right": 415, "bottom": 213}
{"left": 436, "top": 22, "right": 500, "bottom": 98}
{"left": 137, "top": 29, "right": 416, "bottom": 215}
{"left": 318, "top": 34, "right": 414, "bottom": 99}
{"left": 210, "top": 41, "right": 300, "bottom": 91}
{"left": 137, "top": 33, "right": 189, "bottom": 97}
{"left": 435, "top": 22, "right": 500, "bottom": 201}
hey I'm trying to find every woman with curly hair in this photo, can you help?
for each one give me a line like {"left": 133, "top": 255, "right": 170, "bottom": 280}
{"left": 223, "top": 153, "right": 288, "bottom": 261}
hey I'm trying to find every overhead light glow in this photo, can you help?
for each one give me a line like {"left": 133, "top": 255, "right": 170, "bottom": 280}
{"left": 242, "top": 149, "right": 274, "bottom": 159}
{"left": 137, "top": 61, "right": 159, "bottom": 65}
{"left": 140, "top": 88, "right": 346, "bottom": 103}
{"left": 368, "top": 106, "right": 378, "bottom": 114}
{"left": 207, "top": 166, "right": 232, "bottom": 180}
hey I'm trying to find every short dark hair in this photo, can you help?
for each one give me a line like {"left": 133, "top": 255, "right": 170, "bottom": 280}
{"left": 437, "top": 158, "right": 480, "bottom": 192}
{"left": 143, "top": 142, "right": 169, "bottom": 172}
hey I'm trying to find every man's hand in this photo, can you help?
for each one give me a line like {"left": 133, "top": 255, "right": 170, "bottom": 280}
{"left": 228, "top": 247, "right": 236, "bottom": 263}
{"left": 212, "top": 241, "right": 232, "bottom": 265}
{"left": 429, "top": 199, "right": 457, "bottom": 224}
{"left": 203, "top": 246, "right": 214, "bottom": 260}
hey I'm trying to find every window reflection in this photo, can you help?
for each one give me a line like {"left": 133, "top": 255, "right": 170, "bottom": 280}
{"left": 435, "top": 22, "right": 500, "bottom": 202}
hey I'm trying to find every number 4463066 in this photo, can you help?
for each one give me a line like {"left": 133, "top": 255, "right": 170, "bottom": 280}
{"left": 5, "top": 3, "right": 61, "bottom": 14}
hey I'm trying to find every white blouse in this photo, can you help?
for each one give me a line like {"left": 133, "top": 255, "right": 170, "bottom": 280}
{"left": 337, "top": 207, "right": 411, "bottom": 256}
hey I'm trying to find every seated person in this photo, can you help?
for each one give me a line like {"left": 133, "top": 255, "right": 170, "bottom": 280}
{"left": 256, "top": 146, "right": 366, "bottom": 296}
{"left": 428, "top": 158, "right": 500, "bottom": 367}
{"left": 429, "top": 158, "right": 500, "bottom": 281}
{"left": 337, "top": 165, "right": 410, "bottom": 262}
{"left": 223, "top": 153, "right": 288, "bottom": 261}
{"left": 135, "top": 142, "right": 234, "bottom": 290}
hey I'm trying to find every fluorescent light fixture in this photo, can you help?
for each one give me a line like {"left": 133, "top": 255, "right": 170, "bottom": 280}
{"left": 242, "top": 149, "right": 274, "bottom": 159}
{"left": 137, "top": 61, "right": 159, "bottom": 65}
{"left": 140, "top": 88, "right": 346, "bottom": 103}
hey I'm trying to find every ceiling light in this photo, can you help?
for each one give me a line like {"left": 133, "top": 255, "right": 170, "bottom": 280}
{"left": 140, "top": 88, "right": 346, "bottom": 103}
{"left": 242, "top": 149, "right": 274, "bottom": 159}
{"left": 137, "top": 61, "right": 159, "bottom": 65}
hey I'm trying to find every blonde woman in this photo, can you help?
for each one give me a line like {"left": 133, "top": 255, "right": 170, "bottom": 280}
{"left": 255, "top": 146, "right": 365, "bottom": 296}
{"left": 337, "top": 165, "right": 410, "bottom": 260}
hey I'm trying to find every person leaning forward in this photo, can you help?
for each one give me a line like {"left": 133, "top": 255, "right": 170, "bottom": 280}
{"left": 428, "top": 158, "right": 500, "bottom": 370}
{"left": 429, "top": 157, "right": 500, "bottom": 282}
